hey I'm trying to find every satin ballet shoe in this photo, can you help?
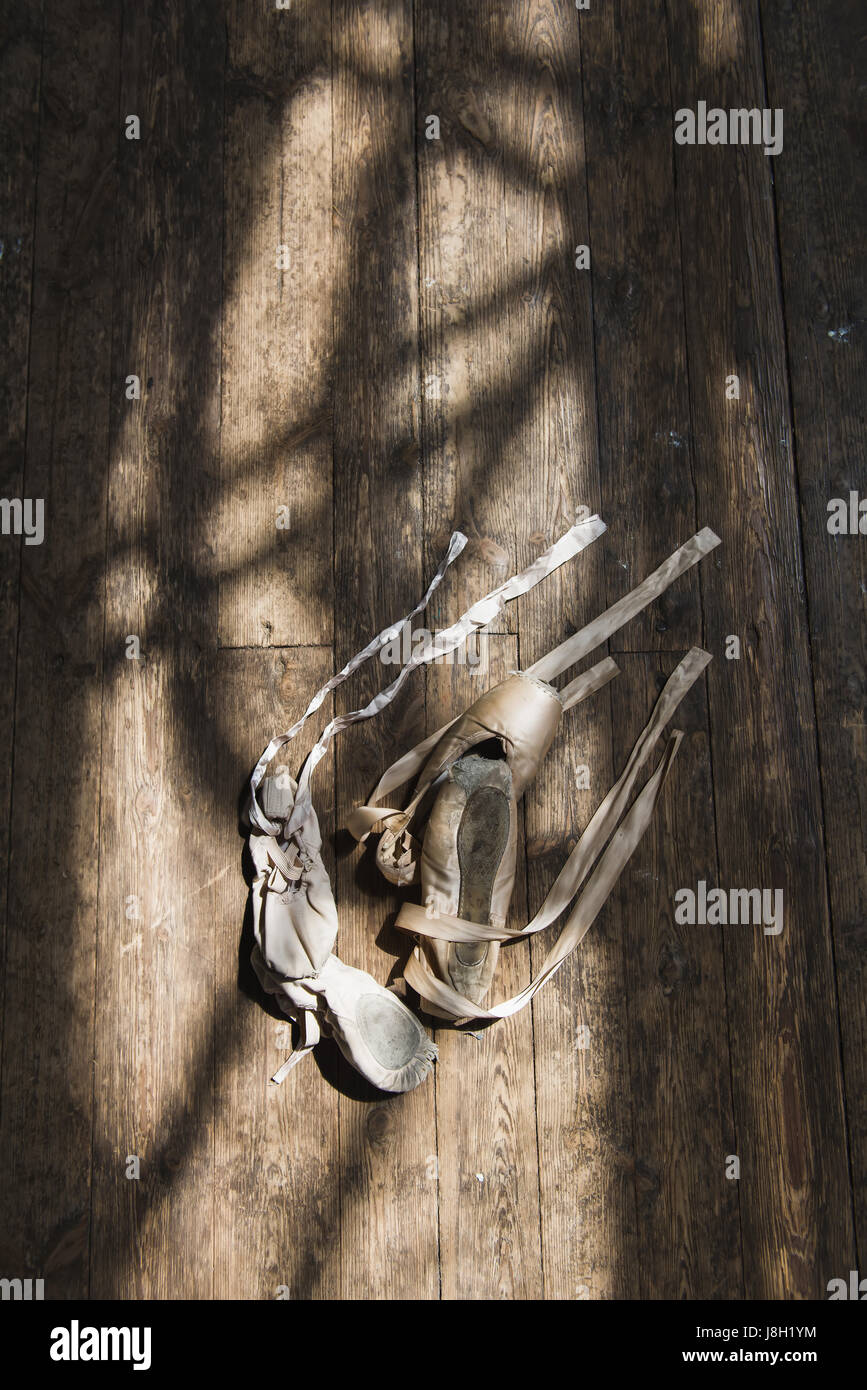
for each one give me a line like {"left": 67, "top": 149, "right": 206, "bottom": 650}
{"left": 351, "top": 664, "right": 615, "bottom": 1010}
{"left": 349, "top": 528, "right": 722, "bottom": 1021}
{"left": 249, "top": 773, "right": 437, "bottom": 1093}
{"left": 407, "top": 672, "right": 564, "bottom": 1007}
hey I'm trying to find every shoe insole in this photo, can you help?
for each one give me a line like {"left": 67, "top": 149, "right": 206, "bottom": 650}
{"left": 454, "top": 754, "right": 512, "bottom": 963}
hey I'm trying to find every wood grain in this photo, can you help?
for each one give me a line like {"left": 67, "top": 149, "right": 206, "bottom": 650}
{"left": 577, "top": 0, "right": 740, "bottom": 1295}
{"left": 667, "top": 0, "right": 853, "bottom": 1297}
{"left": 530, "top": 670, "right": 634, "bottom": 1299}
{"left": 759, "top": 0, "right": 867, "bottom": 1260}
{"left": 0, "top": 0, "right": 118, "bottom": 1298}
{"left": 415, "top": 1, "right": 520, "bottom": 630}
{"left": 0, "top": 0, "right": 861, "bottom": 1303}
{"left": 580, "top": 0, "right": 703, "bottom": 649}
{"left": 613, "top": 655, "right": 740, "bottom": 1298}
{"left": 426, "top": 641, "right": 542, "bottom": 1300}
{"left": 213, "top": 647, "right": 340, "bottom": 1299}
{"left": 218, "top": 0, "right": 333, "bottom": 649}
{"left": 331, "top": 0, "right": 439, "bottom": 1300}
{"left": 90, "top": 0, "right": 225, "bottom": 1298}
{"left": 0, "top": 0, "right": 42, "bottom": 1126}
{"left": 499, "top": 0, "right": 604, "bottom": 646}
{"left": 496, "top": 0, "right": 630, "bottom": 1300}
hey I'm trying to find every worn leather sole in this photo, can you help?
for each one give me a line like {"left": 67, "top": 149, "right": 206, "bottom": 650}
{"left": 422, "top": 749, "right": 515, "bottom": 1007}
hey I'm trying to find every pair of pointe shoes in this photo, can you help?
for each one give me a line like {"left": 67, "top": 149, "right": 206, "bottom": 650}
{"left": 247, "top": 519, "right": 721, "bottom": 1093}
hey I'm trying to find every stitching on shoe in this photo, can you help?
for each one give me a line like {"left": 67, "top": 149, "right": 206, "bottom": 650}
{"left": 509, "top": 670, "right": 564, "bottom": 703}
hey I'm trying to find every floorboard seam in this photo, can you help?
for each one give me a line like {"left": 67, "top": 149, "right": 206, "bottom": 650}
{"left": 754, "top": 0, "right": 860, "bottom": 1269}
{"left": 661, "top": 0, "right": 746, "bottom": 1299}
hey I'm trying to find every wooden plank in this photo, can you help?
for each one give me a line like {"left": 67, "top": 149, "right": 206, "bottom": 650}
{"left": 0, "top": 0, "right": 42, "bottom": 1102}
{"left": 218, "top": 0, "right": 332, "bottom": 649}
{"left": 613, "top": 655, "right": 739, "bottom": 1298}
{"left": 499, "top": 0, "right": 605, "bottom": 650}
{"left": 759, "top": 0, "right": 867, "bottom": 1258}
{"left": 579, "top": 1, "right": 702, "bottom": 650}
{"left": 529, "top": 671, "right": 634, "bottom": 1298}
{"left": 667, "top": 0, "right": 853, "bottom": 1297}
{"left": 211, "top": 0, "right": 339, "bottom": 1301}
{"left": 491, "top": 0, "right": 629, "bottom": 1298}
{"left": 213, "top": 646, "right": 340, "bottom": 1299}
{"left": 574, "top": 1, "right": 739, "bottom": 1296}
{"left": 415, "top": 1, "right": 520, "bottom": 630}
{"left": 331, "top": 0, "right": 439, "bottom": 1299}
{"left": 414, "top": 0, "right": 607, "bottom": 1299}
{"left": 0, "top": 0, "right": 118, "bottom": 1297}
{"left": 90, "top": 1, "right": 225, "bottom": 1298}
{"left": 426, "top": 640, "right": 543, "bottom": 1300}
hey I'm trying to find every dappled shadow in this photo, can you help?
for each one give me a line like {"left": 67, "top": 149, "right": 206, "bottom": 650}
{"left": 0, "top": 0, "right": 703, "bottom": 1304}
{"left": 0, "top": 0, "right": 677, "bottom": 1303}
{"left": 3, "top": 0, "right": 849, "bottom": 1304}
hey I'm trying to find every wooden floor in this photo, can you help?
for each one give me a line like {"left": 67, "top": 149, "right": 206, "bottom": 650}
{"left": 0, "top": 0, "right": 863, "bottom": 1301}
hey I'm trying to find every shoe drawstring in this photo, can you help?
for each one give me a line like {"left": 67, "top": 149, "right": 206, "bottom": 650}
{"left": 271, "top": 1009, "right": 320, "bottom": 1084}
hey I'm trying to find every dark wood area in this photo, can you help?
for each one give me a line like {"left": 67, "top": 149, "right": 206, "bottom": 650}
{"left": 0, "top": 0, "right": 863, "bottom": 1299}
